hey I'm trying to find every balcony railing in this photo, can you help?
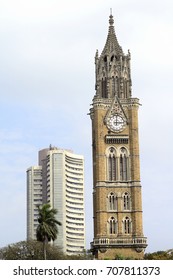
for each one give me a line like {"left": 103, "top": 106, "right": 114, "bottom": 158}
{"left": 91, "top": 237, "right": 147, "bottom": 248}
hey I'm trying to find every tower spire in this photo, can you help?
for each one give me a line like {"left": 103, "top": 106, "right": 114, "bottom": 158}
{"left": 101, "top": 13, "right": 123, "bottom": 56}
{"left": 109, "top": 9, "right": 114, "bottom": 26}
{"left": 95, "top": 14, "right": 131, "bottom": 100}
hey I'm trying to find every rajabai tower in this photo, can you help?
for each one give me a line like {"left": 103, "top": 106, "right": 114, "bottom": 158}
{"left": 89, "top": 14, "right": 147, "bottom": 260}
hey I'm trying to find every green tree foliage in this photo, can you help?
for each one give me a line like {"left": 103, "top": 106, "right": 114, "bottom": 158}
{"left": 0, "top": 240, "right": 65, "bottom": 260}
{"left": 144, "top": 250, "right": 173, "bottom": 260}
{"left": 36, "top": 203, "right": 61, "bottom": 260}
{"left": 0, "top": 241, "right": 93, "bottom": 260}
{"left": 66, "top": 250, "right": 93, "bottom": 260}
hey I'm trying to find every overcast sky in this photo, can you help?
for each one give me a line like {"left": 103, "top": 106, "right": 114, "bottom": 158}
{"left": 0, "top": 0, "right": 173, "bottom": 253}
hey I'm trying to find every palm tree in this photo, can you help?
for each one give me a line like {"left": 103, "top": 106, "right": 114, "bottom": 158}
{"left": 36, "top": 203, "right": 61, "bottom": 260}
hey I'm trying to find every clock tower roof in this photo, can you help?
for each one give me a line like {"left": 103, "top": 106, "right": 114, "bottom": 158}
{"left": 94, "top": 14, "right": 132, "bottom": 99}
{"left": 101, "top": 14, "right": 123, "bottom": 57}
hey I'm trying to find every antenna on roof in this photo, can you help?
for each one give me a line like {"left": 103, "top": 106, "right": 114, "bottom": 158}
{"left": 110, "top": 8, "right": 112, "bottom": 15}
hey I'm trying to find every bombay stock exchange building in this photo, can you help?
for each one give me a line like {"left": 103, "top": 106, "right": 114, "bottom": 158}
{"left": 27, "top": 146, "right": 85, "bottom": 255}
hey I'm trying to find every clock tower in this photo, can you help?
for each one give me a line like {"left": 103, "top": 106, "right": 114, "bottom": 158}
{"left": 89, "top": 14, "right": 147, "bottom": 259}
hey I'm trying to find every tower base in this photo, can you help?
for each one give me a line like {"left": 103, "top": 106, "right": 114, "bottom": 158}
{"left": 94, "top": 247, "right": 145, "bottom": 260}
{"left": 91, "top": 237, "right": 147, "bottom": 260}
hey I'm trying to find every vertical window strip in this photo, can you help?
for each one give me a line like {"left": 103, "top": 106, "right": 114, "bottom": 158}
{"left": 112, "top": 77, "right": 115, "bottom": 97}
{"left": 116, "top": 77, "right": 120, "bottom": 98}
{"left": 112, "top": 155, "right": 116, "bottom": 180}
{"left": 109, "top": 217, "right": 117, "bottom": 234}
{"left": 102, "top": 78, "right": 107, "bottom": 98}
{"left": 108, "top": 153, "right": 117, "bottom": 181}
{"left": 123, "top": 155, "right": 127, "bottom": 180}
{"left": 120, "top": 152, "right": 128, "bottom": 181}
{"left": 123, "top": 192, "right": 130, "bottom": 210}
{"left": 108, "top": 193, "right": 117, "bottom": 211}
{"left": 108, "top": 155, "right": 112, "bottom": 181}
{"left": 124, "top": 217, "right": 131, "bottom": 234}
{"left": 120, "top": 154, "right": 123, "bottom": 180}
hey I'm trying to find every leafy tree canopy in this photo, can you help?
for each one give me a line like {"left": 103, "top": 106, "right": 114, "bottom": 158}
{"left": 0, "top": 240, "right": 92, "bottom": 260}
{"left": 144, "top": 250, "right": 173, "bottom": 260}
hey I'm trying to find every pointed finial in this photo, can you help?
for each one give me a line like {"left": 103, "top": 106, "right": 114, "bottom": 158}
{"left": 109, "top": 9, "right": 114, "bottom": 26}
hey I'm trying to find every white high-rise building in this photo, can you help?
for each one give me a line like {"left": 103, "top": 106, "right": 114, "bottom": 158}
{"left": 27, "top": 146, "right": 85, "bottom": 255}
{"left": 27, "top": 166, "right": 42, "bottom": 240}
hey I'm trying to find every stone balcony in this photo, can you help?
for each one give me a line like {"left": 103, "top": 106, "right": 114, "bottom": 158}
{"left": 91, "top": 236, "right": 147, "bottom": 250}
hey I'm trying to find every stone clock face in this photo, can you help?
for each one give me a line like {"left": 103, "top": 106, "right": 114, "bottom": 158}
{"left": 107, "top": 114, "right": 126, "bottom": 132}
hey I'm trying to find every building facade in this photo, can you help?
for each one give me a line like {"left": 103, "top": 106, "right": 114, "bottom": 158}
{"left": 27, "top": 166, "right": 42, "bottom": 240}
{"left": 27, "top": 146, "right": 85, "bottom": 255}
{"left": 89, "top": 15, "right": 147, "bottom": 259}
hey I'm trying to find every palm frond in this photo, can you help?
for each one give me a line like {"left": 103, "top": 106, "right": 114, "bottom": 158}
{"left": 36, "top": 204, "right": 61, "bottom": 243}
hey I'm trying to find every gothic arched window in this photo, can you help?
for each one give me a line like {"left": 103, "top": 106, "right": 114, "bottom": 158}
{"left": 123, "top": 216, "right": 131, "bottom": 234}
{"left": 123, "top": 192, "right": 130, "bottom": 210}
{"left": 116, "top": 76, "right": 119, "bottom": 97}
{"left": 120, "top": 147, "right": 128, "bottom": 181}
{"left": 108, "top": 217, "right": 117, "bottom": 234}
{"left": 124, "top": 79, "right": 128, "bottom": 99}
{"left": 101, "top": 77, "right": 108, "bottom": 98}
{"left": 108, "top": 147, "right": 117, "bottom": 181}
{"left": 112, "top": 76, "right": 115, "bottom": 97}
{"left": 108, "top": 192, "right": 117, "bottom": 211}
